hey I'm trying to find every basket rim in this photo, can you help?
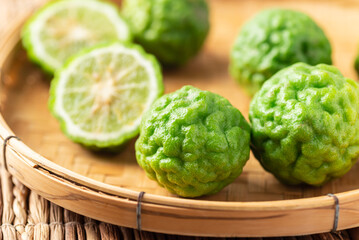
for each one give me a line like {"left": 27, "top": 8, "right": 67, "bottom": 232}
{"left": 1, "top": 15, "right": 359, "bottom": 213}
{"left": 5, "top": 124, "right": 357, "bottom": 211}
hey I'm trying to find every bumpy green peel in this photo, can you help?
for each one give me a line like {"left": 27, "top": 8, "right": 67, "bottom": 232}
{"left": 136, "top": 86, "right": 250, "bottom": 197}
{"left": 250, "top": 63, "right": 359, "bottom": 186}
{"left": 230, "top": 9, "right": 332, "bottom": 96}
{"left": 122, "top": 0, "right": 209, "bottom": 67}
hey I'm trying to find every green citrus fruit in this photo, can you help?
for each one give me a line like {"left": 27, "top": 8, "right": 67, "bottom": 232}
{"left": 22, "top": 0, "right": 131, "bottom": 73}
{"left": 135, "top": 86, "right": 250, "bottom": 197}
{"left": 250, "top": 62, "right": 359, "bottom": 186}
{"left": 122, "top": 0, "right": 210, "bottom": 67}
{"left": 230, "top": 9, "right": 332, "bottom": 96}
{"left": 49, "top": 42, "right": 163, "bottom": 150}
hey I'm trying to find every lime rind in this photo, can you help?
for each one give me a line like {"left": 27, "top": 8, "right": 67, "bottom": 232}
{"left": 249, "top": 63, "right": 359, "bottom": 186}
{"left": 49, "top": 42, "right": 163, "bottom": 149}
{"left": 135, "top": 85, "right": 251, "bottom": 197}
{"left": 22, "top": 0, "right": 132, "bottom": 73}
{"left": 122, "top": 0, "right": 210, "bottom": 67}
{"left": 229, "top": 8, "right": 332, "bottom": 96}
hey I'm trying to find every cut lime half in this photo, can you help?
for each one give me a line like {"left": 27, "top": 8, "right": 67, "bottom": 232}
{"left": 49, "top": 42, "right": 163, "bottom": 149}
{"left": 22, "top": 0, "right": 131, "bottom": 73}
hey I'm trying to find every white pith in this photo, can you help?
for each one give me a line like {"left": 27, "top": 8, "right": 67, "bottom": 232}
{"left": 28, "top": 0, "right": 130, "bottom": 70}
{"left": 54, "top": 45, "right": 159, "bottom": 142}
{"left": 68, "top": 25, "right": 91, "bottom": 42}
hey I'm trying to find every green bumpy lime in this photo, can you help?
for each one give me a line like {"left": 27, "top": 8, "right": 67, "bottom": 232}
{"left": 122, "top": 0, "right": 209, "bottom": 67}
{"left": 135, "top": 86, "right": 250, "bottom": 197}
{"left": 230, "top": 9, "right": 332, "bottom": 96}
{"left": 250, "top": 63, "right": 359, "bottom": 186}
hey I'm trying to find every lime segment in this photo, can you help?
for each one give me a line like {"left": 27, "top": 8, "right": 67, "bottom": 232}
{"left": 49, "top": 42, "right": 163, "bottom": 149}
{"left": 22, "top": 0, "right": 131, "bottom": 73}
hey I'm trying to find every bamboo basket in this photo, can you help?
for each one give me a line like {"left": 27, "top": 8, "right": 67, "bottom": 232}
{"left": 2, "top": 0, "right": 359, "bottom": 238}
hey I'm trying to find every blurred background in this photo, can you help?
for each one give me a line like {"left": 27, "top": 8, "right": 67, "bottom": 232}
{"left": 0, "top": 0, "right": 43, "bottom": 37}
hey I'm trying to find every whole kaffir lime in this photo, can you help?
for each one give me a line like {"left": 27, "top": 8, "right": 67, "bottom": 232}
{"left": 122, "top": 0, "right": 210, "bottom": 67}
{"left": 230, "top": 9, "right": 332, "bottom": 95}
{"left": 250, "top": 63, "right": 359, "bottom": 186}
{"left": 135, "top": 86, "right": 250, "bottom": 197}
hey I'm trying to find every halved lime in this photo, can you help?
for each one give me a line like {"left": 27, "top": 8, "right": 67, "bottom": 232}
{"left": 49, "top": 42, "right": 163, "bottom": 149}
{"left": 22, "top": 0, "right": 131, "bottom": 73}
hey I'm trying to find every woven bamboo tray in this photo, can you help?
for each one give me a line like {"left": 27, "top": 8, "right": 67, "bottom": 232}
{"left": 2, "top": 0, "right": 359, "bottom": 238}
{"left": 0, "top": 172, "right": 354, "bottom": 240}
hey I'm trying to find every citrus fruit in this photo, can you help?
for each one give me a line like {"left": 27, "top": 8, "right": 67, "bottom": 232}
{"left": 230, "top": 9, "right": 332, "bottom": 96}
{"left": 250, "top": 63, "right": 359, "bottom": 186}
{"left": 22, "top": 0, "right": 131, "bottom": 73}
{"left": 122, "top": 0, "right": 210, "bottom": 67}
{"left": 135, "top": 86, "right": 250, "bottom": 197}
{"left": 49, "top": 42, "right": 163, "bottom": 150}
